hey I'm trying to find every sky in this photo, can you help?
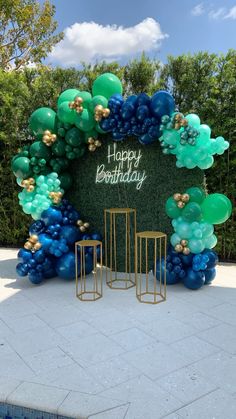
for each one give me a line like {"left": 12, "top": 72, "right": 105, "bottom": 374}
{"left": 44, "top": 0, "right": 236, "bottom": 67}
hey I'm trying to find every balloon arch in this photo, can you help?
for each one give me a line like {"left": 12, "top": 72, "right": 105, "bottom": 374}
{"left": 12, "top": 73, "right": 232, "bottom": 289}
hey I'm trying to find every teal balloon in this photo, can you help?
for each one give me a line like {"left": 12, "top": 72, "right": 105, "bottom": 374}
{"left": 57, "top": 89, "right": 80, "bottom": 107}
{"left": 204, "top": 234, "right": 217, "bottom": 249}
{"left": 182, "top": 202, "right": 202, "bottom": 222}
{"left": 201, "top": 194, "right": 232, "bottom": 224}
{"left": 186, "top": 187, "right": 206, "bottom": 204}
{"left": 188, "top": 239, "right": 205, "bottom": 254}
{"left": 75, "top": 109, "right": 95, "bottom": 132}
{"left": 200, "top": 222, "right": 214, "bottom": 238}
{"left": 170, "top": 233, "right": 181, "bottom": 247}
{"left": 57, "top": 101, "right": 76, "bottom": 124}
{"left": 30, "top": 141, "right": 51, "bottom": 161}
{"left": 92, "top": 73, "right": 123, "bottom": 99}
{"left": 165, "top": 197, "right": 181, "bottom": 219}
{"left": 175, "top": 220, "right": 192, "bottom": 239}
{"left": 51, "top": 138, "right": 66, "bottom": 156}
{"left": 185, "top": 114, "right": 201, "bottom": 128}
{"left": 29, "top": 107, "right": 57, "bottom": 137}
{"left": 12, "top": 156, "right": 31, "bottom": 179}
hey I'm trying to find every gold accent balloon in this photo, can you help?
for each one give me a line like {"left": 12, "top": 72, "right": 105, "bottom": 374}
{"left": 69, "top": 96, "right": 84, "bottom": 113}
{"left": 24, "top": 234, "right": 42, "bottom": 252}
{"left": 43, "top": 130, "right": 57, "bottom": 146}
{"left": 94, "top": 105, "right": 110, "bottom": 122}
{"left": 87, "top": 137, "right": 101, "bottom": 152}
{"left": 76, "top": 219, "right": 90, "bottom": 232}
{"left": 49, "top": 191, "right": 63, "bottom": 204}
{"left": 21, "top": 177, "right": 35, "bottom": 192}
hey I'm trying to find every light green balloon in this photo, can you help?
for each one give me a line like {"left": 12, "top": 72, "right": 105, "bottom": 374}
{"left": 57, "top": 101, "right": 76, "bottom": 124}
{"left": 201, "top": 194, "right": 232, "bottom": 224}
{"left": 57, "top": 89, "right": 80, "bottom": 107}
{"left": 92, "top": 73, "right": 123, "bottom": 99}
{"left": 78, "top": 91, "right": 92, "bottom": 109}
{"left": 89, "top": 95, "right": 108, "bottom": 112}
{"left": 75, "top": 109, "right": 95, "bottom": 132}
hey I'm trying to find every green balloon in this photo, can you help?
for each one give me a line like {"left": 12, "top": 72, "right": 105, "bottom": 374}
{"left": 95, "top": 122, "right": 106, "bottom": 134}
{"left": 89, "top": 95, "right": 108, "bottom": 112}
{"left": 57, "top": 102, "right": 76, "bottom": 124}
{"left": 201, "top": 194, "right": 232, "bottom": 224}
{"left": 58, "top": 172, "right": 72, "bottom": 190}
{"left": 84, "top": 129, "right": 98, "bottom": 142}
{"left": 30, "top": 141, "right": 51, "bottom": 161}
{"left": 78, "top": 91, "right": 92, "bottom": 109}
{"left": 12, "top": 156, "right": 31, "bottom": 179}
{"left": 92, "top": 73, "right": 123, "bottom": 99}
{"left": 165, "top": 197, "right": 181, "bottom": 219}
{"left": 29, "top": 107, "right": 57, "bottom": 137}
{"left": 186, "top": 187, "right": 206, "bottom": 204}
{"left": 65, "top": 127, "right": 84, "bottom": 147}
{"left": 57, "top": 89, "right": 80, "bottom": 107}
{"left": 52, "top": 138, "right": 66, "bottom": 156}
{"left": 75, "top": 109, "right": 95, "bottom": 132}
{"left": 182, "top": 202, "right": 202, "bottom": 222}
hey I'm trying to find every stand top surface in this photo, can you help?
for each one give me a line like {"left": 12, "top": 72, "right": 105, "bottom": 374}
{"left": 75, "top": 240, "right": 102, "bottom": 247}
{"left": 136, "top": 231, "right": 167, "bottom": 239}
{"left": 104, "top": 208, "right": 136, "bottom": 214}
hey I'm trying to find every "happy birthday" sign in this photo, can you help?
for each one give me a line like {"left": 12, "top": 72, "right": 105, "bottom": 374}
{"left": 95, "top": 143, "right": 147, "bottom": 190}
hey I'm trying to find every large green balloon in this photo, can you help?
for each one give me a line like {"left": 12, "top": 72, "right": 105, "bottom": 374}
{"left": 201, "top": 194, "right": 232, "bottom": 224}
{"left": 30, "top": 141, "right": 51, "bottom": 161}
{"left": 186, "top": 187, "right": 206, "bottom": 204}
{"left": 165, "top": 197, "right": 181, "bottom": 219}
{"left": 92, "top": 73, "right": 123, "bottom": 99}
{"left": 29, "top": 107, "right": 57, "bottom": 137}
{"left": 78, "top": 91, "right": 92, "bottom": 109}
{"left": 65, "top": 127, "right": 84, "bottom": 147}
{"left": 57, "top": 89, "right": 80, "bottom": 107}
{"left": 75, "top": 109, "right": 95, "bottom": 132}
{"left": 12, "top": 156, "right": 31, "bottom": 179}
{"left": 57, "top": 102, "right": 76, "bottom": 124}
{"left": 182, "top": 202, "right": 202, "bottom": 222}
{"left": 52, "top": 138, "right": 66, "bottom": 156}
{"left": 89, "top": 95, "right": 108, "bottom": 112}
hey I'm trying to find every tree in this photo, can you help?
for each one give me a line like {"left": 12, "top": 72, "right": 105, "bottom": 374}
{"left": 124, "top": 53, "right": 161, "bottom": 95}
{"left": 0, "top": 0, "right": 63, "bottom": 70}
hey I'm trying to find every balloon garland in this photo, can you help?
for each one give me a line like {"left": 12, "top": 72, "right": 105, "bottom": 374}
{"left": 11, "top": 72, "right": 231, "bottom": 288}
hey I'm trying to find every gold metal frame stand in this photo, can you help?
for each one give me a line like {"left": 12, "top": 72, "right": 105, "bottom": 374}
{"left": 75, "top": 240, "right": 103, "bottom": 301}
{"left": 135, "top": 231, "right": 167, "bottom": 304}
{"left": 104, "top": 208, "right": 136, "bottom": 290}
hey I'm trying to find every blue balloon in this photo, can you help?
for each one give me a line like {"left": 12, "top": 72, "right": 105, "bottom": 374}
{"left": 18, "top": 248, "right": 32, "bottom": 262}
{"left": 126, "top": 95, "right": 138, "bottom": 106}
{"left": 139, "top": 133, "right": 154, "bottom": 145}
{"left": 148, "top": 124, "right": 161, "bottom": 139}
{"left": 100, "top": 119, "right": 112, "bottom": 132}
{"left": 34, "top": 249, "right": 46, "bottom": 263}
{"left": 55, "top": 251, "right": 76, "bottom": 280}
{"left": 150, "top": 90, "right": 175, "bottom": 119}
{"left": 202, "top": 249, "right": 219, "bottom": 269}
{"left": 60, "top": 225, "right": 81, "bottom": 246}
{"left": 29, "top": 220, "right": 45, "bottom": 234}
{"left": 112, "top": 132, "right": 124, "bottom": 141}
{"left": 180, "top": 253, "right": 194, "bottom": 266}
{"left": 38, "top": 233, "right": 53, "bottom": 252}
{"left": 41, "top": 206, "right": 63, "bottom": 227}
{"left": 204, "top": 267, "right": 216, "bottom": 285}
{"left": 156, "top": 258, "right": 181, "bottom": 285}
{"left": 16, "top": 262, "right": 28, "bottom": 276}
{"left": 183, "top": 269, "right": 205, "bottom": 290}
{"left": 136, "top": 105, "right": 149, "bottom": 122}
{"left": 29, "top": 271, "right": 43, "bottom": 285}
{"left": 136, "top": 93, "right": 150, "bottom": 106}
{"left": 121, "top": 102, "right": 136, "bottom": 120}
{"left": 85, "top": 253, "right": 93, "bottom": 275}
{"left": 91, "top": 233, "right": 102, "bottom": 241}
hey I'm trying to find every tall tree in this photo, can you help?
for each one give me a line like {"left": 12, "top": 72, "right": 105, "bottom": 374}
{"left": 0, "top": 0, "right": 63, "bottom": 70}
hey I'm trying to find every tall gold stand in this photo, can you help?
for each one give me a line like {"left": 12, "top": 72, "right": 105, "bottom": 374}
{"left": 75, "top": 240, "right": 102, "bottom": 301}
{"left": 104, "top": 208, "right": 136, "bottom": 289}
{"left": 135, "top": 231, "right": 167, "bottom": 304}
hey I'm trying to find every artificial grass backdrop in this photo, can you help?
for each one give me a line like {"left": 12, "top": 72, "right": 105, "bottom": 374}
{"left": 67, "top": 137, "right": 204, "bottom": 270}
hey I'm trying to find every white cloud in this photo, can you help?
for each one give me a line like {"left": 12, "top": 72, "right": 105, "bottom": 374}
{"left": 191, "top": 3, "right": 205, "bottom": 16}
{"left": 209, "top": 7, "right": 226, "bottom": 19}
{"left": 224, "top": 5, "right": 236, "bottom": 19}
{"left": 49, "top": 18, "right": 168, "bottom": 66}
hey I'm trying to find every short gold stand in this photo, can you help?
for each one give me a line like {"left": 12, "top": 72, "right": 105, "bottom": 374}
{"left": 75, "top": 240, "right": 103, "bottom": 301}
{"left": 135, "top": 231, "right": 167, "bottom": 304}
{"left": 104, "top": 208, "right": 136, "bottom": 289}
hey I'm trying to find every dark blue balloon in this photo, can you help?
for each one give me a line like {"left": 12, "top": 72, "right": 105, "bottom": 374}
{"left": 136, "top": 93, "right": 150, "bottom": 106}
{"left": 204, "top": 267, "right": 216, "bottom": 285}
{"left": 148, "top": 124, "right": 161, "bottom": 139}
{"left": 91, "top": 233, "right": 102, "bottom": 241}
{"left": 34, "top": 249, "right": 46, "bottom": 263}
{"left": 180, "top": 253, "right": 194, "bottom": 266}
{"left": 100, "top": 119, "right": 112, "bottom": 132}
{"left": 16, "top": 262, "right": 28, "bottom": 276}
{"left": 55, "top": 251, "right": 76, "bottom": 280}
{"left": 29, "top": 271, "right": 43, "bottom": 285}
{"left": 29, "top": 220, "right": 45, "bottom": 234}
{"left": 41, "top": 206, "right": 63, "bottom": 227}
{"left": 18, "top": 248, "right": 32, "bottom": 262}
{"left": 38, "top": 233, "right": 53, "bottom": 252}
{"left": 156, "top": 258, "right": 181, "bottom": 285}
{"left": 136, "top": 105, "right": 149, "bottom": 122}
{"left": 60, "top": 225, "right": 81, "bottom": 246}
{"left": 68, "top": 209, "right": 81, "bottom": 224}
{"left": 183, "top": 269, "right": 205, "bottom": 290}
{"left": 202, "top": 249, "right": 219, "bottom": 269}
{"left": 126, "top": 95, "right": 138, "bottom": 106}
{"left": 121, "top": 102, "right": 136, "bottom": 120}
{"left": 139, "top": 133, "right": 154, "bottom": 145}
{"left": 84, "top": 253, "right": 93, "bottom": 275}
{"left": 150, "top": 90, "right": 175, "bottom": 119}
{"left": 112, "top": 132, "right": 124, "bottom": 141}
{"left": 43, "top": 267, "right": 57, "bottom": 279}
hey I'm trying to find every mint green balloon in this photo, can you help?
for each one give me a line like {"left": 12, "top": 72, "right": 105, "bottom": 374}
{"left": 29, "top": 107, "right": 56, "bottom": 137}
{"left": 186, "top": 187, "right": 206, "bottom": 204}
{"left": 165, "top": 197, "right": 181, "bottom": 219}
{"left": 75, "top": 109, "right": 95, "bottom": 132}
{"left": 185, "top": 114, "right": 201, "bottom": 128}
{"left": 57, "top": 89, "right": 80, "bottom": 107}
{"left": 201, "top": 194, "right": 232, "bottom": 224}
{"left": 57, "top": 102, "right": 76, "bottom": 124}
{"left": 92, "top": 73, "right": 123, "bottom": 99}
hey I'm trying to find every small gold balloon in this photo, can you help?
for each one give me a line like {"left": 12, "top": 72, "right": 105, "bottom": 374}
{"left": 94, "top": 140, "right": 101, "bottom": 147}
{"left": 88, "top": 137, "right": 94, "bottom": 144}
{"left": 95, "top": 104, "right": 103, "bottom": 112}
{"left": 103, "top": 108, "right": 110, "bottom": 118}
{"left": 88, "top": 144, "right": 96, "bottom": 152}
{"left": 80, "top": 226, "right": 86, "bottom": 232}
{"left": 75, "top": 96, "right": 83, "bottom": 105}
{"left": 84, "top": 222, "right": 90, "bottom": 229}
{"left": 175, "top": 244, "right": 183, "bottom": 253}
{"left": 28, "top": 185, "right": 34, "bottom": 192}
{"left": 24, "top": 241, "right": 33, "bottom": 250}
{"left": 183, "top": 247, "right": 190, "bottom": 255}
{"left": 177, "top": 201, "right": 185, "bottom": 208}
{"left": 173, "top": 193, "right": 181, "bottom": 201}
{"left": 29, "top": 234, "right": 38, "bottom": 243}
{"left": 77, "top": 220, "right": 83, "bottom": 226}
{"left": 182, "top": 193, "right": 190, "bottom": 203}
{"left": 34, "top": 242, "right": 42, "bottom": 251}
{"left": 180, "top": 239, "right": 188, "bottom": 247}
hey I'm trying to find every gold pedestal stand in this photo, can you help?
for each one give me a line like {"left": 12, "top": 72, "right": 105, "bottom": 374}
{"left": 75, "top": 240, "right": 103, "bottom": 301}
{"left": 104, "top": 208, "right": 136, "bottom": 290}
{"left": 135, "top": 231, "right": 167, "bottom": 304}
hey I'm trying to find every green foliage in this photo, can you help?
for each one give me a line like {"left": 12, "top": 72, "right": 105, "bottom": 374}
{"left": 0, "top": 0, "right": 63, "bottom": 70}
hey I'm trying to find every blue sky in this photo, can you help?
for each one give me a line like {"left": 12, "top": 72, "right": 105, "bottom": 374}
{"left": 45, "top": 0, "right": 236, "bottom": 66}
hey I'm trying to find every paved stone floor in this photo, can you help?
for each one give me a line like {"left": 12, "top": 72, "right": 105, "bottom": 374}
{"left": 0, "top": 248, "right": 236, "bottom": 419}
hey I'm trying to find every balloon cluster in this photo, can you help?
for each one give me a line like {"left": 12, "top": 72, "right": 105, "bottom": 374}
{"left": 156, "top": 246, "right": 218, "bottom": 290}
{"left": 16, "top": 200, "right": 102, "bottom": 284}
{"left": 166, "top": 187, "right": 232, "bottom": 255}
{"left": 99, "top": 91, "right": 175, "bottom": 144}
{"left": 159, "top": 113, "right": 229, "bottom": 169}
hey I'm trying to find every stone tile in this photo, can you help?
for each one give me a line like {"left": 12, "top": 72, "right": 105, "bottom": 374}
{"left": 99, "top": 375, "right": 183, "bottom": 419}
{"left": 206, "top": 302, "right": 236, "bottom": 326}
{"left": 7, "top": 382, "right": 69, "bottom": 414}
{"left": 156, "top": 365, "right": 217, "bottom": 404}
{"left": 37, "top": 305, "right": 85, "bottom": 328}
{"left": 57, "top": 391, "right": 127, "bottom": 418}
{"left": 23, "top": 347, "right": 74, "bottom": 374}
{"left": 197, "top": 323, "right": 236, "bottom": 354}
{"left": 121, "top": 342, "right": 191, "bottom": 380}
{"left": 0, "top": 338, "right": 16, "bottom": 355}
{"left": 0, "top": 376, "right": 21, "bottom": 402}
{"left": 59, "top": 333, "right": 124, "bottom": 367}
{"left": 85, "top": 357, "right": 139, "bottom": 389}
{"left": 31, "top": 362, "right": 104, "bottom": 394}
{"left": 177, "top": 311, "right": 221, "bottom": 331}
{"left": 169, "top": 336, "right": 219, "bottom": 363}
{"left": 138, "top": 318, "right": 196, "bottom": 344}
{"left": 110, "top": 327, "right": 156, "bottom": 351}
{"left": 85, "top": 310, "right": 138, "bottom": 336}
{"left": 0, "top": 318, "right": 13, "bottom": 338}
{"left": 56, "top": 320, "right": 98, "bottom": 341}
{"left": 177, "top": 389, "right": 236, "bottom": 419}
{"left": 0, "top": 293, "right": 38, "bottom": 320}
{"left": 176, "top": 291, "right": 222, "bottom": 310}
{"left": 0, "top": 352, "right": 35, "bottom": 381}
{"left": 190, "top": 351, "right": 236, "bottom": 395}
{"left": 89, "top": 404, "right": 129, "bottom": 419}
{"left": 6, "top": 313, "right": 48, "bottom": 333}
